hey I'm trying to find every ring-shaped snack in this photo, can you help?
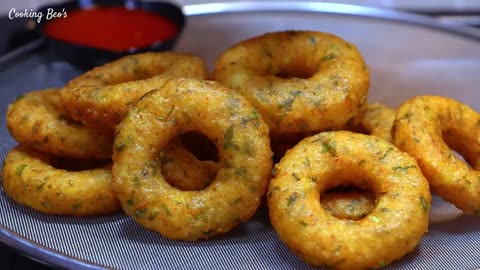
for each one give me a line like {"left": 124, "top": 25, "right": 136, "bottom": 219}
{"left": 393, "top": 95, "right": 480, "bottom": 214}
{"left": 160, "top": 138, "right": 218, "bottom": 191}
{"left": 321, "top": 188, "right": 375, "bottom": 221}
{"left": 1, "top": 145, "right": 120, "bottom": 216}
{"left": 214, "top": 30, "right": 369, "bottom": 134}
{"left": 112, "top": 78, "right": 272, "bottom": 241}
{"left": 6, "top": 89, "right": 113, "bottom": 159}
{"left": 61, "top": 52, "right": 209, "bottom": 131}
{"left": 356, "top": 103, "right": 395, "bottom": 142}
{"left": 268, "top": 131, "right": 430, "bottom": 269}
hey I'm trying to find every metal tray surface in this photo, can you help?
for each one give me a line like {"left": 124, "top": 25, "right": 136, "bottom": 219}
{"left": 0, "top": 2, "right": 479, "bottom": 269}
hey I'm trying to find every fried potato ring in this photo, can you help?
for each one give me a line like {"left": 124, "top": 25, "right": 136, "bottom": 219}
{"left": 61, "top": 52, "right": 208, "bottom": 131}
{"left": 268, "top": 131, "right": 430, "bottom": 269}
{"left": 393, "top": 95, "right": 480, "bottom": 214}
{"left": 214, "top": 30, "right": 369, "bottom": 134}
{"left": 356, "top": 103, "right": 395, "bottom": 142}
{"left": 112, "top": 78, "right": 272, "bottom": 241}
{"left": 1, "top": 145, "right": 120, "bottom": 216}
{"left": 160, "top": 138, "right": 218, "bottom": 191}
{"left": 6, "top": 89, "right": 112, "bottom": 159}
{"left": 270, "top": 109, "right": 364, "bottom": 161}
{"left": 321, "top": 187, "right": 375, "bottom": 221}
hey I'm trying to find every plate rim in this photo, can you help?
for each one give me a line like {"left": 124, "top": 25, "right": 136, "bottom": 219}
{"left": 1, "top": 2, "right": 479, "bottom": 269}
{"left": 182, "top": 1, "right": 480, "bottom": 40}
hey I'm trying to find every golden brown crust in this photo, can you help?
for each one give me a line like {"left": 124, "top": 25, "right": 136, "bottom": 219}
{"left": 61, "top": 52, "right": 209, "bottom": 131}
{"left": 321, "top": 188, "right": 375, "bottom": 221}
{"left": 112, "top": 78, "right": 272, "bottom": 241}
{"left": 6, "top": 89, "right": 113, "bottom": 159}
{"left": 393, "top": 95, "right": 480, "bottom": 214}
{"left": 1, "top": 145, "right": 120, "bottom": 216}
{"left": 160, "top": 138, "right": 218, "bottom": 191}
{"left": 357, "top": 103, "right": 395, "bottom": 142}
{"left": 268, "top": 131, "right": 430, "bottom": 269}
{"left": 214, "top": 30, "right": 369, "bottom": 134}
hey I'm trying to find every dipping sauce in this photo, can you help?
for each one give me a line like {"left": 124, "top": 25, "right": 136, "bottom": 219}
{"left": 43, "top": 6, "right": 179, "bottom": 52}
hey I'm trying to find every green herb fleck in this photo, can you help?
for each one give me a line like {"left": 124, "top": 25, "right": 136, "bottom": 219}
{"left": 134, "top": 208, "right": 147, "bottom": 218}
{"left": 271, "top": 167, "right": 277, "bottom": 177}
{"left": 15, "top": 164, "right": 28, "bottom": 176}
{"left": 127, "top": 199, "right": 135, "bottom": 206}
{"left": 308, "top": 36, "right": 317, "bottom": 45}
{"left": 156, "top": 106, "right": 174, "bottom": 121}
{"left": 241, "top": 141, "right": 255, "bottom": 156}
{"left": 279, "top": 97, "right": 295, "bottom": 111}
{"left": 224, "top": 126, "right": 235, "bottom": 150}
{"left": 321, "top": 53, "right": 336, "bottom": 62}
{"left": 175, "top": 197, "right": 186, "bottom": 204}
{"left": 115, "top": 135, "right": 132, "bottom": 152}
{"left": 36, "top": 183, "right": 45, "bottom": 191}
{"left": 303, "top": 157, "right": 310, "bottom": 167}
{"left": 292, "top": 173, "right": 300, "bottom": 181}
{"left": 148, "top": 211, "right": 159, "bottom": 220}
{"left": 133, "top": 176, "right": 140, "bottom": 188}
{"left": 419, "top": 196, "right": 429, "bottom": 213}
{"left": 287, "top": 192, "right": 299, "bottom": 207}
{"left": 321, "top": 140, "right": 337, "bottom": 156}
{"left": 392, "top": 165, "right": 416, "bottom": 173}
{"left": 41, "top": 201, "right": 50, "bottom": 208}
{"left": 235, "top": 167, "right": 247, "bottom": 177}
{"left": 160, "top": 202, "right": 171, "bottom": 216}
{"left": 203, "top": 229, "right": 217, "bottom": 237}
{"left": 377, "top": 261, "right": 387, "bottom": 268}
{"left": 369, "top": 215, "right": 380, "bottom": 223}
{"left": 380, "top": 147, "right": 393, "bottom": 160}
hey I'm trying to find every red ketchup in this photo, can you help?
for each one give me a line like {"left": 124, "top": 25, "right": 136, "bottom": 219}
{"left": 43, "top": 6, "right": 178, "bottom": 52}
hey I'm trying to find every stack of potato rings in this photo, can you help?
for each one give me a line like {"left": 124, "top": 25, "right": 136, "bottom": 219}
{"left": 2, "top": 30, "right": 479, "bottom": 268}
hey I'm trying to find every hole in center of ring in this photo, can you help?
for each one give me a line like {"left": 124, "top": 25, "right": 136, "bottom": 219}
{"left": 320, "top": 185, "right": 376, "bottom": 221}
{"left": 274, "top": 66, "right": 316, "bottom": 79}
{"left": 272, "top": 59, "right": 317, "bottom": 79}
{"left": 160, "top": 131, "right": 219, "bottom": 191}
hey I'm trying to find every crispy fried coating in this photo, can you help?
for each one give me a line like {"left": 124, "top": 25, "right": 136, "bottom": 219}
{"left": 61, "top": 52, "right": 208, "bottom": 131}
{"left": 214, "top": 30, "right": 369, "bottom": 134}
{"left": 160, "top": 138, "right": 218, "bottom": 191}
{"left": 321, "top": 188, "right": 375, "bottom": 221}
{"left": 112, "top": 78, "right": 272, "bottom": 241}
{"left": 1, "top": 145, "right": 120, "bottom": 216}
{"left": 357, "top": 103, "right": 395, "bottom": 142}
{"left": 6, "top": 89, "right": 112, "bottom": 159}
{"left": 393, "top": 95, "right": 480, "bottom": 214}
{"left": 268, "top": 131, "right": 430, "bottom": 269}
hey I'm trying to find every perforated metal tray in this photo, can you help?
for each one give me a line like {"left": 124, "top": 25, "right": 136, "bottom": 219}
{"left": 0, "top": 2, "right": 479, "bottom": 269}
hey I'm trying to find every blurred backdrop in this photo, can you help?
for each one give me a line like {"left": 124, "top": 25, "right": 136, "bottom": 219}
{"left": 1, "top": 0, "right": 480, "bottom": 15}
